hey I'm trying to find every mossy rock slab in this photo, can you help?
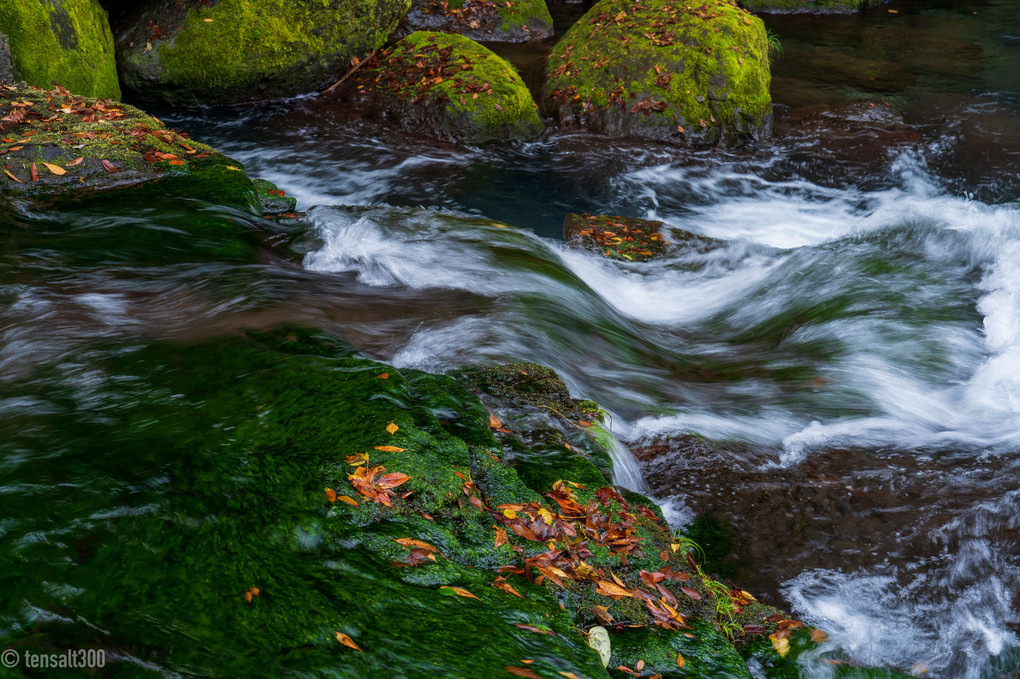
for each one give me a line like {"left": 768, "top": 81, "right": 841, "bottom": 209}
{"left": 0, "top": 0, "right": 120, "bottom": 99}
{"left": 564, "top": 213, "right": 724, "bottom": 262}
{"left": 0, "top": 84, "right": 255, "bottom": 210}
{"left": 400, "top": 0, "right": 554, "bottom": 43}
{"left": 114, "top": 0, "right": 411, "bottom": 106}
{"left": 253, "top": 177, "right": 297, "bottom": 216}
{"left": 546, "top": 0, "right": 772, "bottom": 146}
{"left": 344, "top": 31, "right": 544, "bottom": 144}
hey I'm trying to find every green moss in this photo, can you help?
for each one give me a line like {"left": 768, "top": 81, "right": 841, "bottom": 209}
{"left": 0, "top": 0, "right": 119, "bottom": 99}
{"left": 120, "top": 0, "right": 410, "bottom": 105}
{"left": 0, "top": 84, "right": 255, "bottom": 210}
{"left": 404, "top": 0, "right": 553, "bottom": 43}
{"left": 609, "top": 620, "right": 752, "bottom": 678}
{"left": 253, "top": 177, "right": 297, "bottom": 215}
{"left": 494, "top": 0, "right": 553, "bottom": 37}
{"left": 546, "top": 0, "right": 772, "bottom": 146}
{"left": 358, "top": 31, "right": 543, "bottom": 143}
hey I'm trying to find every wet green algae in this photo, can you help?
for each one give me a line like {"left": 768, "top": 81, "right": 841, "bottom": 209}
{"left": 0, "top": 0, "right": 120, "bottom": 99}
{"left": 0, "top": 328, "right": 801, "bottom": 678}
{"left": 546, "top": 0, "right": 772, "bottom": 146}
{"left": 352, "top": 31, "right": 544, "bottom": 144}
{"left": 116, "top": 0, "right": 411, "bottom": 106}
{"left": 0, "top": 84, "right": 256, "bottom": 210}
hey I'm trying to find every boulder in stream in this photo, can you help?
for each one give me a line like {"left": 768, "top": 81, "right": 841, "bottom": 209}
{"left": 0, "top": 84, "right": 255, "bottom": 210}
{"left": 0, "top": 0, "right": 120, "bottom": 99}
{"left": 340, "top": 31, "right": 544, "bottom": 144}
{"left": 113, "top": 0, "right": 410, "bottom": 106}
{"left": 399, "top": 0, "right": 554, "bottom": 43}
{"left": 546, "top": 0, "right": 773, "bottom": 146}
{"left": 564, "top": 212, "right": 723, "bottom": 262}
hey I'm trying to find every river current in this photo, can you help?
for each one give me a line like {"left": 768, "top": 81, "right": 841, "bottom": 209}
{"left": 2, "top": 0, "right": 1019, "bottom": 677}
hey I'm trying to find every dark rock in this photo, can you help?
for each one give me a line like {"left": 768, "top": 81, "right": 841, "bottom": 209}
{"left": 398, "top": 0, "right": 554, "bottom": 43}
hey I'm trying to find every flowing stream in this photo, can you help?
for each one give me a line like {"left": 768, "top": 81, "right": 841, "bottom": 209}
{"left": 2, "top": 0, "right": 1019, "bottom": 677}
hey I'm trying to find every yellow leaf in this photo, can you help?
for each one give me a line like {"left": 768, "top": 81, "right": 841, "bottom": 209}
{"left": 373, "top": 445, "right": 405, "bottom": 452}
{"left": 771, "top": 634, "right": 790, "bottom": 658}
{"left": 203, "top": 17, "right": 214, "bottom": 22}
{"left": 538, "top": 507, "right": 555, "bottom": 525}
{"left": 677, "top": 652, "right": 685, "bottom": 668}
{"left": 595, "top": 581, "right": 633, "bottom": 598}
{"left": 336, "top": 632, "right": 362, "bottom": 651}
{"left": 441, "top": 586, "right": 480, "bottom": 600}
{"left": 337, "top": 495, "right": 359, "bottom": 507}
{"left": 4, "top": 169, "right": 22, "bottom": 183}
{"left": 42, "top": 162, "right": 66, "bottom": 176}
{"left": 386, "top": 422, "right": 399, "bottom": 435}
{"left": 225, "top": 165, "right": 241, "bottom": 171}
{"left": 503, "top": 508, "right": 517, "bottom": 519}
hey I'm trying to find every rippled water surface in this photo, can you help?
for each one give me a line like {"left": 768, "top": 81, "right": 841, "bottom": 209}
{"left": 3, "top": 0, "right": 1020, "bottom": 676}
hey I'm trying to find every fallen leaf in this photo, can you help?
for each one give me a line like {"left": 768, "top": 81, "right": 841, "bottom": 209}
{"left": 394, "top": 537, "right": 438, "bottom": 552}
{"left": 489, "top": 412, "right": 503, "bottom": 428}
{"left": 43, "top": 162, "right": 66, "bottom": 176}
{"left": 770, "top": 634, "right": 790, "bottom": 658}
{"left": 325, "top": 488, "right": 337, "bottom": 503}
{"left": 168, "top": 159, "right": 186, "bottom": 166}
{"left": 514, "top": 624, "right": 555, "bottom": 636}
{"left": 376, "top": 472, "right": 410, "bottom": 489}
{"left": 441, "top": 586, "right": 480, "bottom": 600}
{"left": 30, "top": 162, "right": 38, "bottom": 182}
{"left": 679, "top": 587, "right": 702, "bottom": 600}
{"left": 336, "top": 632, "right": 362, "bottom": 651}
{"left": 386, "top": 422, "right": 399, "bottom": 435}
{"left": 4, "top": 169, "right": 22, "bottom": 183}
{"left": 337, "top": 495, "right": 359, "bottom": 506}
{"left": 203, "top": 17, "right": 214, "bottom": 22}
{"left": 376, "top": 372, "right": 389, "bottom": 379}
{"left": 636, "top": 660, "right": 645, "bottom": 671}
{"left": 595, "top": 581, "right": 633, "bottom": 598}
{"left": 373, "top": 445, "right": 406, "bottom": 452}
{"left": 558, "top": 673, "right": 583, "bottom": 679}
{"left": 506, "top": 667, "right": 540, "bottom": 679}
{"left": 101, "top": 159, "right": 117, "bottom": 173}
{"left": 677, "top": 652, "right": 685, "bottom": 668}
{"left": 225, "top": 165, "right": 241, "bottom": 171}
{"left": 810, "top": 629, "right": 828, "bottom": 643}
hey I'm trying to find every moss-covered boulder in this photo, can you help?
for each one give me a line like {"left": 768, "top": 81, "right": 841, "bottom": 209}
{"left": 400, "top": 0, "right": 554, "bottom": 43}
{"left": 564, "top": 213, "right": 724, "bottom": 262}
{"left": 114, "top": 0, "right": 411, "bottom": 106}
{"left": 0, "top": 0, "right": 120, "bottom": 99}
{"left": 546, "top": 0, "right": 772, "bottom": 146}
{"left": 253, "top": 177, "right": 298, "bottom": 216}
{"left": 342, "top": 31, "right": 544, "bottom": 144}
{"left": 0, "top": 84, "right": 255, "bottom": 210}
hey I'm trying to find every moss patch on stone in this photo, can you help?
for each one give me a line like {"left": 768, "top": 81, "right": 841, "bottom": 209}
{"left": 350, "top": 31, "right": 544, "bottom": 144}
{"left": 401, "top": 0, "right": 554, "bottom": 43}
{"left": 0, "top": 84, "right": 255, "bottom": 210}
{"left": 564, "top": 213, "right": 726, "bottom": 262}
{"left": 253, "top": 177, "right": 297, "bottom": 215}
{"left": 0, "top": 0, "right": 120, "bottom": 99}
{"left": 116, "top": 0, "right": 411, "bottom": 106}
{"left": 546, "top": 0, "right": 772, "bottom": 146}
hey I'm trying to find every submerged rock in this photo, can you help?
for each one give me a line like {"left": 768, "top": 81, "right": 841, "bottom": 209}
{"left": 738, "top": 0, "right": 869, "bottom": 13}
{"left": 399, "top": 0, "right": 554, "bottom": 43}
{"left": 253, "top": 178, "right": 297, "bottom": 216}
{"left": 114, "top": 0, "right": 410, "bottom": 106}
{"left": 0, "top": 84, "right": 255, "bottom": 209}
{"left": 341, "top": 31, "right": 544, "bottom": 144}
{"left": 546, "top": 0, "right": 772, "bottom": 146}
{"left": 0, "top": 0, "right": 120, "bottom": 99}
{"left": 564, "top": 212, "right": 723, "bottom": 262}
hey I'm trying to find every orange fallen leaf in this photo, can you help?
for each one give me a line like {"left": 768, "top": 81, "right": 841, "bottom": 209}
{"left": 336, "top": 632, "right": 362, "bottom": 651}
{"left": 637, "top": 660, "right": 645, "bottom": 671}
{"left": 30, "top": 162, "right": 38, "bottom": 182}
{"left": 376, "top": 372, "right": 389, "bottom": 379}
{"left": 337, "top": 495, "right": 359, "bottom": 507}
{"left": 595, "top": 580, "right": 633, "bottom": 598}
{"left": 386, "top": 422, "right": 399, "bottom": 435}
{"left": 168, "top": 159, "right": 186, "bottom": 166}
{"left": 394, "top": 537, "right": 438, "bottom": 552}
{"left": 810, "top": 628, "right": 828, "bottom": 643}
{"left": 514, "top": 623, "right": 554, "bottom": 635}
{"left": 101, "top": 159, "right": 117, "bottom": 173}
{"left": 203, "top": 18, "right": 214, "bottom": 22}
{"left": 345, "top": 453, "right": 369, "bottom": 466}
{"left": 489, "top": 412, "right": 503, "bottom": 428}
{"left": 324, "top": 488, "right": 337, "bottom": 503}
{"left": 43, "top": 162, "right": 66, "bottom": 176}
{"left": 376, "top": 472, "right": 410, "bottom": 489}
{"left": 677, "top": 652, "right": 685, "bottom": 668}
{"left": 559, "top": 674, "right": 583, "bottom": 679}
{"left": 505, "top": 667, "right": 540, "bottom": 679}
{"left": 4, "top": 169, "right": 22, "bottom": 183}
{"left": 373, "top": 445, "right": 405, "bottom": 452}
{"left": 441, "top": 586, "right": 480, "bottom": 600}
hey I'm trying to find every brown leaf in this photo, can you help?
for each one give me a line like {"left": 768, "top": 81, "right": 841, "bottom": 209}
{"left": 679, "top": 587, "right": 702, "bottom": 600}
{"left": 441, "top": 586, "right": 480, "bottom": 600}
{"left": 376, "top": 472, "right": 410, "bottom": 489}
{"left": 30, "top": 162, "right": 38, "bottom": 182}
{"left": 101, "top": 159, "right": 117, "bottom": 173}
{"left": 494, "top": 527, "right": 508, "bottom": 548}
{"left": 596, "top": 581, "right": 633, "bottom": 598}
{"left": 336, "top": 632, "right": 362, "bottom": 651}
{"left": 505, "top": 667, "right": 541, "bottom": 679}
{"left": 394, "top": 537, "right": 438, "bottom": 552}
